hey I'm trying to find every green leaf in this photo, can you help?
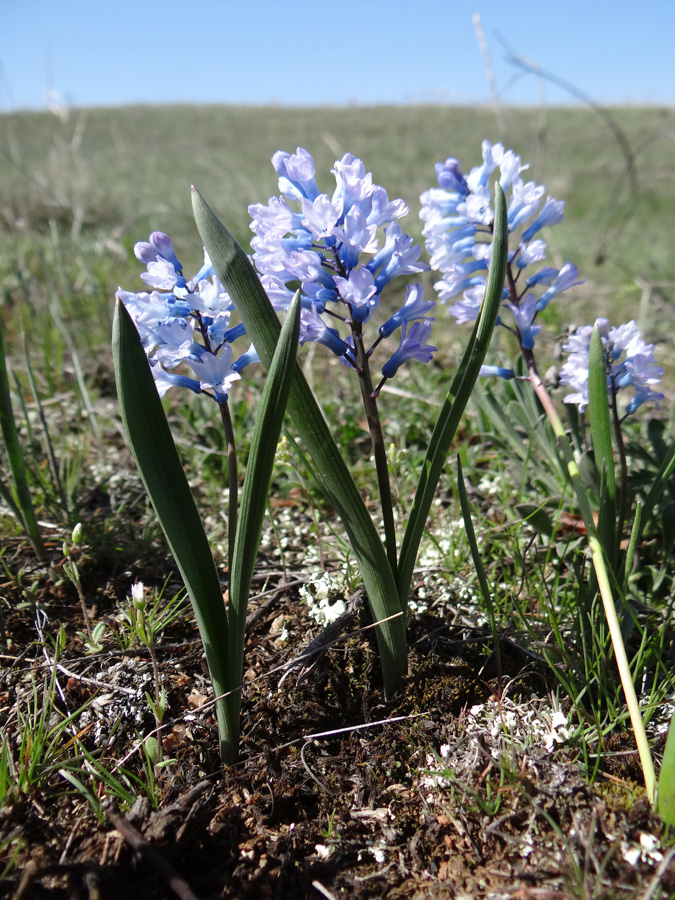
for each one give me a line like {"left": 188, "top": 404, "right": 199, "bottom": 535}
{"left": 516, "top": 503, "right": 555, "bottom": 538}
{"left": 587, "top": 325, "right": 616, "bottom": 563}
{"left": 637, "top": 441, "right": 675, "bottom": 547}
{"left": 657, "top": 717, "right": 675, "bottom": 825}
{"left": 192, "top": 189, "right": 406, "bottom": 697}
{"left": 227, "top": 293, "right": 300, "bottom": 724}
{"left": 0, "top": 322, "right": 44, "bottom": 558}
{"left": 623, "top": 499, "right": 641, "bottom": 588}
{"left": 112, "top": 300, "right": 235, "bottom": 763}
{"left": 397, "top": 182, "right": 508, "bottom": 611}
{"left": 457, "top": 458, "right": 501, "bottom": 680}
{"left": 661, "top": 500, "right": 675, "bottom": 562}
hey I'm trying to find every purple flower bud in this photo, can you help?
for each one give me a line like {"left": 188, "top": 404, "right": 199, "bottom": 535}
{"left": 434, "top": 158, "right": 469, "bottom": 194}
{"left": 149, "top": 232, "right": 182, "bottom": 273}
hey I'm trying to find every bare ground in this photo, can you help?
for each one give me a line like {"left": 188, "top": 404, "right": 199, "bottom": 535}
{"left": 1, "top": 526, "right": 674, "bottom": 900}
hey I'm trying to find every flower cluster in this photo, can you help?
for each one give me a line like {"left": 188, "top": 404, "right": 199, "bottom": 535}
{"left": 116, "top": 232, "right": 257, "bottom": 402}
{"left": 560, "top": 318, "right": 664, "bottom": 414}
{"left": 249, "top": 147, "right": 436, "bottom": 385}
{"left": 420, "top": 140, "right": 664, "bottom": 415}
{"left": 420, "top": 140, "right": 581, "bottom": 348}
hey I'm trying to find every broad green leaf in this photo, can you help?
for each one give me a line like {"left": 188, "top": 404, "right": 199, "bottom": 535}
{"left": 658, "top": 717, "right": 675, "bottom": 825}
{"left": 228, "top": 293, "right": 300, "bottom": 725}
{"left": 112, "top": 300, "right": 235, "bottom": 763}
{"left": 192, "top": 189, "right": 406, "bottom": 696}
{"left": 0, "top": 323, "right": 44, "bottom": 558}
{"left": 587, "top": 325, "right": 616, "bottom": 564}
{"left": 397, "top": 183, "right": 508, "bottom": 611}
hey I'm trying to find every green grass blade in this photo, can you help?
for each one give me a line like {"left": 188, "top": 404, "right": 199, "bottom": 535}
{"left": 623, "top": 499, "right": 642, "bottom": 588}
{"left": 587, "top": 325, "right": 616, "bottom": 563}
{"left": 397, "top": 183, "right": 508, "bottom": 611}
{"left": 192, "top": 188, "right": 407, "bottom": 697}
{"left": 228, "top": 292, "right": 300, "bottom": 725}
{"left": 22, "top": 334, "right": 68, "bottom": 514}
{"left": 456, "top": 457, "right": 502, "bottom": 683}
{"left": 0, "top": 323, "right": 44, "bottom": 558}
{"left": 635, "top": 440, "right": 675, "bottom": 547}
{"left": 112, "top": 299, "right": 235, "bottom": 763}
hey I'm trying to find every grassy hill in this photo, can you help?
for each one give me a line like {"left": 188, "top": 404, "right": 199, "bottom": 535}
{"left": 1, "top": 104, "right": 674, "bottom": 354}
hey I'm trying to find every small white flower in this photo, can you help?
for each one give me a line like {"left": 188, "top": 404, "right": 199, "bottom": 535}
{"left": 131, "top": 581, "right": 145, "bottom": 608}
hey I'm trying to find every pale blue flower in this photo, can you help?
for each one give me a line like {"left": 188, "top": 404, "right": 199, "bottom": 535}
{"left": 232, "top": 344, "right": 261, "bottom": 373}
{"left": 447, "top": 285, "right": 487, "bottom": 324}
{"left": 134, "top": 232, "right": 182, "bottom": 272}
{"left": 381, "top": 321, "right": 437, "bottom": 379}
{"left": 535, "top": 263, "right": 583, "bottom": 312}
{"left": 119, "top": 239, "right": 253, "bottom": 402}
{"left": 331, "top": 153, "right": 374, "bottom": 213}
{"left": 435, "top": 158, "right": 469, "bottom": 194}
{"left": 504, "top": 295, "right": 541, "bottom": 350}
{"left": 135, "top": 232, "right": 186, "bottom": 291}
{"left": 522, "top": 197, "right": 565, "bottom": 242}
{"left": 335, "top": 268, "right": 378, "bottom": 323}
{"left": 299, "top": 306, "right": 351, "bottom": 357}
{"left": 249, "top": 147, "right": 430, "bottom": 380}
{"left": 421, "top": 140, "right": 582, "bottom": 351}
{"left": 517, "top": 240, "right": 547, "bottom": 267}
{"left": 273, "top": 148, "right": 320, "bottom": 201}
{"left": 187, "top": 347, "right": 241, "bottom": 403}
{"left": 148, "top": 358, "right": 201, "bottom": 399}
{"left": 379, "top": 283, "right": 435, "bottom": 338}
{"left": 560, "top": 319, "right": 664, "bottom": 413}
{"left": 373, "top": 230, "right": 427, "bottom": 292}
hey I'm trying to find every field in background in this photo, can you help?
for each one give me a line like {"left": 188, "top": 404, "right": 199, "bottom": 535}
{"left": 1, "top": 103, "right": 674, "bottom": 365}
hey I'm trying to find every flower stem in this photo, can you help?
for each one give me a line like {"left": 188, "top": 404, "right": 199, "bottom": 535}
{"left": 353, "top": 328, "right": 398, "bottom": 577}
{"left": 523, "top": 349, "right": 656, "bottom": 804}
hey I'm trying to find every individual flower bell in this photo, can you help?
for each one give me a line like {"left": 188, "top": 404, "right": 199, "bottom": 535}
{"left": 420, "top": 140, "right": 583, "bottom": 351}
{"left": 559, "top": 318, "right": 664, "bottom": 413}
{"left": 117, "top": 234, "right": 255, "bottom": 403}
{"left": 381, "top": 321, "right": 437, "bottom": 381}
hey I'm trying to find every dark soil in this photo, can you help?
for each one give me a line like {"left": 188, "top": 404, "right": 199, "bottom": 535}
{"left": 1, "top": 536, "right": 674, "bottom": 900}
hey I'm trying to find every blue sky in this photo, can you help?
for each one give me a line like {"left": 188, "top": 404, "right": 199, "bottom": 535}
{"left": 1, "top": 1, "right": 673, "bottom": 110}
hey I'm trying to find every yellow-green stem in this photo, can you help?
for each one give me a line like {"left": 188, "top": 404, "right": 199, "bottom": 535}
{"left": 524, "top": 355, "right": 656, "bottom": 805}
